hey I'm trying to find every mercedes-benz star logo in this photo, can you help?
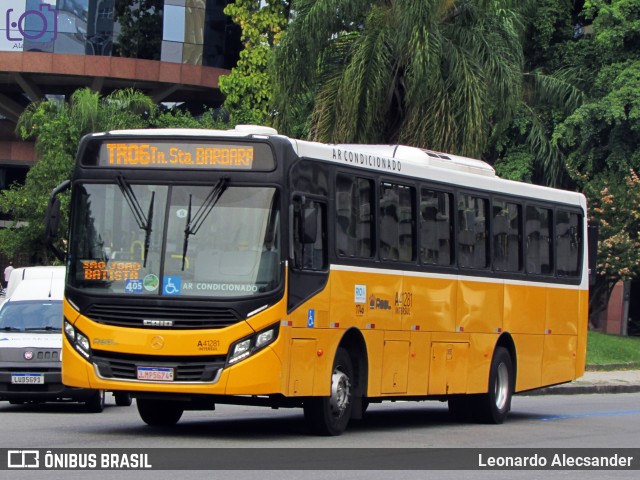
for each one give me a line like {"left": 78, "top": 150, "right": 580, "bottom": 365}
{"left": 151, "top": 336, "right": 165, "bottom": 350}
{"left": 24, "top": 351, "right": 33, "bottom": 360}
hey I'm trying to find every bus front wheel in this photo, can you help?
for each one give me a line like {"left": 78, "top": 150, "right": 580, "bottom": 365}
{"left": 85, "top": 390, "right": 105, "bottom": 413}
{"left": 303, "top": 347, "right": 353, "bottom": 436}
{"left": 137, "top": 399, "right": 184, "bottom": 426}
{"left": 114, "top": 392, "right": 133, "bottom": 407}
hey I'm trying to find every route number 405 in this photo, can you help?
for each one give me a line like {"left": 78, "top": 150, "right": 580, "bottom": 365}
{"left": 125, "top": 279, "right": 144, "bottom": 293}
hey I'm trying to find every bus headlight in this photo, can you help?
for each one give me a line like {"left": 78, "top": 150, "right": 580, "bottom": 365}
{"left": 226, "top": 323, "right": 279, "bottom": 366}
{"left": 64, "top": 320, "right": 75, "bottom": 340}
{"left": 230, "top": 339, "right": 251, "bottom": 364}
{"left": 64, "top": 320, "right": 92, "bottom": 360}
{"left": 256, "top": 329, "right": 274, "bottom": 348}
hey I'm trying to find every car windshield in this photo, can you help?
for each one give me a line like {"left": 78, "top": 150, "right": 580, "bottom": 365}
{"left": 68, "top": 182, "right": 282, "bottom": 298}
{"left": 0, "top": 301, "right": 63, "bottom": 332}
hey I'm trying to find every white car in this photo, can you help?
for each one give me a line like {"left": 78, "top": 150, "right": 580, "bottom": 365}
{"left": 0, "top": 267, "right": 129, "bottom": 410}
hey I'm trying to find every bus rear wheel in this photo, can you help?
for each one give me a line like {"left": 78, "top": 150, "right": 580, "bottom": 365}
{"left": 472, "top": 346, "right": 514, "bottom": 424}
{"left": 303, "top": 347, "right": 353, "bottom": 436}
{"left": 137, "top": 399, "right": 184, "bottom": 426}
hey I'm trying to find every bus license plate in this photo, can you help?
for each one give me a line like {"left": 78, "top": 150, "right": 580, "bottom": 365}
{"left": 137, "top": 367, "right": 174, "bottom": 381}
{"left": 11, "top": 373, "right": 45, "bottom": 384}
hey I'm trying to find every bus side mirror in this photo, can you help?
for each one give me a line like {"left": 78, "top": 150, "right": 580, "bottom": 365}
{"left": 45, "top": 196, "right": 61, "bottom": 240}
{"left": 45, "top": 180, "right": 71, "bottom": 262}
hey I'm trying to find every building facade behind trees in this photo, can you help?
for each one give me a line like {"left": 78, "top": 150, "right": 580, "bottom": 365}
{"left": 0, "top": 0, "right": 241, "bottom": 266}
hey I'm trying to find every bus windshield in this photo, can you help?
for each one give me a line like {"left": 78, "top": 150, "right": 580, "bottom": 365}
{"left": 68, "top": 182, "right": 281, "bottom": 298}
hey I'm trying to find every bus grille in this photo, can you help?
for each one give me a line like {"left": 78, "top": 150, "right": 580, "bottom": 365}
{"left": 92, "top": 351, "right": 226, "bottom": 382}
{"left": 85, "top": 304, "right": 240, "bottom": 329}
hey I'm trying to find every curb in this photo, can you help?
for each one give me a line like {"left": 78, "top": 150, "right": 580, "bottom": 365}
{"left": 519, "top": 366, "right": 640, "bottom": 396}
{"left": 586, "top": 363, "right": 640, "bottom": 371}
{"left": 523, "top": 384, "right": 640, "bottom": 396}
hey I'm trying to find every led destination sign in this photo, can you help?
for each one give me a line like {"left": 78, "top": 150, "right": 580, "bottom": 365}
{"left": 92, "top": 140, "right": 275, "bottom": 171}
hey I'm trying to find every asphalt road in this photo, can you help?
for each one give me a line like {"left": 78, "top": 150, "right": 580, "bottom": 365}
{"left": 1, "top": 392, "right": 639, "bottom": 479}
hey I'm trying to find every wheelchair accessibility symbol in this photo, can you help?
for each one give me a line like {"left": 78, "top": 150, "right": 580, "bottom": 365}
{"left": 163, "top": 276, "right": 182, "bottom": 296}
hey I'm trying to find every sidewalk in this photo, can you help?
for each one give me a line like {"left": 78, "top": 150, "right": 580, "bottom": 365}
{"left": 525, "top": 368, "right": 640, "bottom": 395}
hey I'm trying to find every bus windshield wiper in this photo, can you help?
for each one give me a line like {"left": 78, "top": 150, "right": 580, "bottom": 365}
{"left": 116, "top": 175, "right": 155, "bottom": 267}
{"left": 25, "top": 326, "right": 62, "bottom": 332}
{"left": 181, "top": 177, "right": 229, "bottom": 270}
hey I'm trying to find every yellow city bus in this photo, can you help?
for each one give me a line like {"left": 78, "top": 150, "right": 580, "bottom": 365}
{"left": 46, "top": 125, "right": 591, "bottom": 435}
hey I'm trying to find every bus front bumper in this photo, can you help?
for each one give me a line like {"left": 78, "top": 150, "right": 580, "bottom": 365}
{"left": 62, "top": 337, "right": 284, "bottom": 397}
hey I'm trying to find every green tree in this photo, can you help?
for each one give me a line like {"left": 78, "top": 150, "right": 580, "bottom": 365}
{"left": 553, "top": 0, "right": 640, "bottom": 178}
{"left": 491, "top": 67, "right": 585, "bottom": 187}
{"left": 2, "top": 88, "right": 234, "bottom": 263}
{"left": 272, "top": 0, "right": 530, "bottom": 157}
{"left": 0, "top": 89, "right": 155, "bottom": 263}
{"left": 580, "top": 171, "right": 640, "bottom": 324}
{"left": 489, "top": 0, "right": 586, "bottom": 187}
{"left": 219, "top": 0, "right": 289, "bottom": 125}
{"left": 552, "top": 0, "right": 640, "bottom": 325}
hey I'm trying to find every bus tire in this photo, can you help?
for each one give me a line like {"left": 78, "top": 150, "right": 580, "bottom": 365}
{"left": 472, "top": 346, "right": 513, "bottom": 424}
{"left": 137, "top": 399, "right": 184, "bottom": 426}
{"left": 303, "top": 347, "right": 353, "bottom": 436}
{"left": 85, "top": 390, "right": 105, "bottom": 413}
{"left": 114, "top": 392, "right": 133, "bottom": 407}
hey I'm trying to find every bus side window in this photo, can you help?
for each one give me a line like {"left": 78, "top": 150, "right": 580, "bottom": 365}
{"left": 336, "top": 175, "right": 355, "bottom": 256}
{"left": 493, "top": 200, "right": 522, "bottom": 272}
{"left": 336, "top": 174, "right": 374, "bottom": 258}
{"left": 458, "top": 193, "right": 489, "bottom": 269}
{"left": 379, "top": 182, "right": 415, "bottom": 262}
{"left": 420, "top": 189, "right": 453, "bottom": 266}
{"left": 379, "top": 184, "right": 399, "bottom": 261}
{"left": 397, "top": 185, "right": 416, "bottom": 262}
{"left": 556, "top": 210, "right": 582, "bottom": 277}
{"left": 526, "top": 206, "right": 554, "bottom": 275}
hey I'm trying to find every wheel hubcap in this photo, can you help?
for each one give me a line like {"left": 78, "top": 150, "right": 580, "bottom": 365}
{"left": 494, "top": 362, "right": 509, "bottom": 410}
{"left": 329, "top": 369, "right": 351, "bottom": 418}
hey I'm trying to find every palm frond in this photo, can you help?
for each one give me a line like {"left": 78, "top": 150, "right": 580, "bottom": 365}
{"left": 523, "top": 68, "right": 586, "bottom": 114}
